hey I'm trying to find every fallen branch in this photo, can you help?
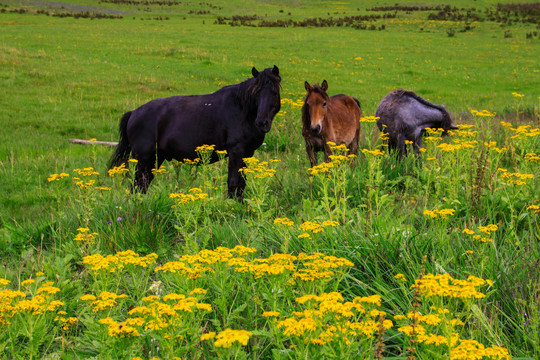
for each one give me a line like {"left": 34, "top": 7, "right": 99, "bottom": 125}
{"left": 69, "top": 138, "right": 118, "bottom": 146}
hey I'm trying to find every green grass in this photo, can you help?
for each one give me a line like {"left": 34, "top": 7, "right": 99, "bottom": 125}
{"left": 0, "top": 0, "right": 539, "bottom": 358}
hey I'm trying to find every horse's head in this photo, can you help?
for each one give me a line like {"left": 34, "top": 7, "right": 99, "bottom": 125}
{"left": 304, "top": 80, "right": 329, "bottom": 135}
{"left": 251, "top": 65, "right": 281, "bottom": 133}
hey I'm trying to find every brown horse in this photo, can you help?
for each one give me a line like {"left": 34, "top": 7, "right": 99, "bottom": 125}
{"left": 302, "top": 80, "right": 361, "bottom": 167}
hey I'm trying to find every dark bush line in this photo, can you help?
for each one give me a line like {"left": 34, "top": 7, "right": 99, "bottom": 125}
{"left": 428, "top": 4, "right": 540, "bottom": 26}
{"left": 51, "top": 11, "right": 123, "bottom": 19}
{"left": 1, "top": 7, "right": 173, "bottom": 20}
{"left": 367, "top": 4, "right": 449, "bottom": 12}
{"left": 99, "top": 0, "right": 184, "bottom": 5}
{"left": 215, "top": 13, "right": 395, "bottom": 28}
{"left": 0, "top": 7, "right": 122, "bottom": 19}
{"left": 98, "top": 0, "right": 221, "bottom": 9}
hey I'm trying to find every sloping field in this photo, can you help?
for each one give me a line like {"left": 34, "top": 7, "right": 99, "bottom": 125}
{"left": 0, "top": 1, "right": 538, "bottom": 359}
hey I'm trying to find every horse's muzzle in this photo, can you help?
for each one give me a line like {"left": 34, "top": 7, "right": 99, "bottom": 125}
{"left": 256, "top": 119, "right": 272, "bottom": 133}
{"left": 310, "top": 124, "right": 322, "bottom": 135}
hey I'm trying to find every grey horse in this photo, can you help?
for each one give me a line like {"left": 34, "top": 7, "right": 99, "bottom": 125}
{"left": 375, "top": 89, "right": 457, "bottom": 159}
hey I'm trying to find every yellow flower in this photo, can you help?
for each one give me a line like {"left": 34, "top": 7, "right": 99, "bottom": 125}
{"left": 360, "top": 116, "right": 379, "bottom": 123}
{"left": 195, "top": 144, "right": 216, "bottom": 153}
{"left": 200, "top": 332, "right": 216, "bottom": 341}
{"left": 214, "top": 328, "right": 252, "bottom": 348}
{"left": 274, "top": 217, "right": 294, "bottom": 227}
{"left": 470, "top": 109, "right": 495, "bottom": 117}
{"left": 262, "top": 311, "right": 280, "bottom": 318}
{"left": 21, "top": 279, "right": 36, "bottom": 286}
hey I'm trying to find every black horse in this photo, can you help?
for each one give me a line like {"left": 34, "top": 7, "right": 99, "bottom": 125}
{"left": 109, "top": 66, "right": 281, "bottom": 198}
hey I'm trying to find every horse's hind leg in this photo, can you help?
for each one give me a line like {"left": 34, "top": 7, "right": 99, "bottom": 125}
{"left": 396, "top": 134, "right": 408, "bottom": 160}
{"left": 134, "top": 154, "right": 156, "bottom": 193}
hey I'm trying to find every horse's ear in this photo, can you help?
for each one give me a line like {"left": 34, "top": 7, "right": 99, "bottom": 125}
{"left": 272, "top": 65, "right": 279, "bottom": 76}
{"left": 252, "top": 67, "right": 259, "bottom": 78}
{"left": 321, "top": 80, "right": 328, "bottom": 92}
{"left": 304, "top": 81, "right": 312, "bottom": 92}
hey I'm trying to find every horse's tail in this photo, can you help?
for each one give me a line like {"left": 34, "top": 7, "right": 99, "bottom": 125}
{"left": 109, "top": 111, "right": 132, "bottom": 169}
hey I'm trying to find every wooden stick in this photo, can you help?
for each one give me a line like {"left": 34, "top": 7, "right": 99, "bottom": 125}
{"left": 69, "top": 139, "right": 118, "bottom": 146}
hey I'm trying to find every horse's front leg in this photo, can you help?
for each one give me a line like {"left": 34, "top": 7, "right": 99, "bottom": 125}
{"left": 227, "top": 149, "right": 248, "bottom": 200}
{"left": 323, "top": 141, "right": 334, "bottom": 163}
{"left": 305, "top": 141, "right": 318, "bottom": 167}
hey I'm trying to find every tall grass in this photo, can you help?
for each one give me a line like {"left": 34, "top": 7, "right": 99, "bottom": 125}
{"left": 0, "top": 0, "right": 539, "bottom": 358}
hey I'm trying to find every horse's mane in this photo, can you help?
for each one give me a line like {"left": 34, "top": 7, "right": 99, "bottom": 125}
{"left": 395, "top": 89, "right": 452, "bottom": 130}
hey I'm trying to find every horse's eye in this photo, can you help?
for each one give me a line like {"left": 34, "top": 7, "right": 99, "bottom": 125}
{"left": 323, "top": 102, "right": 327, "bottom": 107}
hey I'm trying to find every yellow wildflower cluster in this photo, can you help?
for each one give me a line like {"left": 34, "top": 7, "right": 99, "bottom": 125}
{"left": 0, "top": 279, "right": 64, "bottom": 326}
{"left": 274, "top": 217, "right": 294, "bottom": 227}
{"left": 74, "top": 227, "right": 99, "bottom": 243}
{"left": 497, "top": 168, "right": 534, "bottom": 185}
{"left": 397, "top": 307, "right": 509, "bottom": 359}
{"left": 307, "top": 161, "right": 335, "bottom": 176}
{"left": 182, "top": 158, "right": 200, "bottom": 165}
{"left": 525, "top": 152, "right": 539, "bottom": 162}
{"left": 362, "top": 148, "right": 385, "bottom": 156}
{"left": 108, "top": 163, "right": 130, "bottom": 177}
{"left": 297, "top": 220, "right": 339, "bottom": 239}
{"left": 451, "top": 339, "right": 510, "bottom": 360}
{"left": 74, "top": 167, "right": 99, "bottom": 176}
{"left": 99, "top": 317, "right": 141, "bottom": 338}
{"left": 360, "top": 116, "right": 380, "bottom": 123}
{"left": 156, "top": 246, "right": 257, "bottom": 279}
{"left": 82, "top": 250, "right": 158, "bottom": 273}
{"left": 80, "top": 291, "right": 128, "bottom": 312}
{"left": 423, "top": 208, "right": 455, "bottom": 220}
{"left": 54, "top": 312, "right": 78, "bottom": 331}
{"left": 48, "top": 172, "right": 70, "bottom": 182}
{"left": 426, "top": 128, "right": 445, "bottom": 136}
{"left": 239, "top": 157, "right": 277, "bottom": 179}
{"left": 195, "top": 144, "right": 216, "bottom": 154}
{"left": 75, "top": 180, "right": 95, "bottom": 189}
{"left": 483, "top": 141, "right": 507, "bottom": 153}
{"left": 276, "top": 292, "right": 391, "bottom": 345}
{"left": 509, "top": 125, "right": 539, "bottom": 140}
{"left": 327, "top": 141, "right": 349, "bottom": 154}
{"left": 463, "top": 224, "right": 498, "bottom": 243}
{"left": 527, "top": 204, "right": 539, "bottom": 213}
{"left": 213, "top": 328, "right": 253, "bottom": 348}
{"left": 512, "top": 91, "right": 524, "bottom": 98}
{"left": 127, "top": 292, "right": 212, "bottom": 332}
{"left": 281, "top": 97, "right": 304, "bottom": 108}
{"left": 169, "top": 188, "right": 209, "bottom": 206}
{"left": 470, "top": 109, "right": 495, "bottom": 117}
{"left": 71, "top": 168, "right": 99, "bottom": 189}
{"left": 151, "top": 166, "right": 167, "bottom": 175}
{"left": 156, "top": 246, "right": 354, "bottom": 285}
{"left": 411, "top": 273, "right": 492, "bottom": 299}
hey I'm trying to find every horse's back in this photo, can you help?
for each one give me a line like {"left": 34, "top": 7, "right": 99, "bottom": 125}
{"left": 376, "top": 90, "right": 444, "bottom": 132}
{"left": 328, "top": 94, "right": 361, "bottom": 125}
{"left": 325, "top": 94, "right": 361, "bottom": 146}
{"left": 126, "top": 93, "right": 233, "bottom": 160}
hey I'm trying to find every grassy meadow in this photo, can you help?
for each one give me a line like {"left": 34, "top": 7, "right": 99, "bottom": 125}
{"left": 0, "top": 0, "right": 539, "bottom": 359}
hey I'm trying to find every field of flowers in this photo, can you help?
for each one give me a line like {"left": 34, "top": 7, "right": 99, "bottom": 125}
{"left": 1, "top": 100, "right": 537, "bottom": 359}
{"left": 1, "top": 0, "right": 539, "bottom": 359}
